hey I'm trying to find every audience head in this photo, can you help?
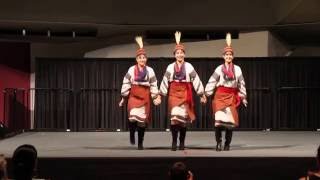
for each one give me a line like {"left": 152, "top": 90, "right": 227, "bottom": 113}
{"left": 12, "top": 144, "right": 38, "bottom": 180}
{"left": 169, "top": 161, "right": 192, "bottom": 180}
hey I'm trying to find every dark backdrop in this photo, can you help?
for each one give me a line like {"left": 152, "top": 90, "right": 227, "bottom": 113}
{"left": 34, "top": 57, "right": 320, "bottom": 131}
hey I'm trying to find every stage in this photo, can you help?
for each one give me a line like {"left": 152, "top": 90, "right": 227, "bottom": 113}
{"left": 0, "top": 131, "right": 319, "bottom": 179}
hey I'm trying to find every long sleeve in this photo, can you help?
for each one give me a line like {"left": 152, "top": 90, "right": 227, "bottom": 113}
{"left": 205, "top": 68, "right": 220, "bottom": 96}
{"left": 190, "top": 69, "right": 204, "bottom": 96}
{"left": 237, "top": 68, "right": 247, "bottom": 99}
{"left": 148, "top": 68, "right": 159, "bottom": 99}
{"left": 121, "top": 71, "right": 132, "bottom": 97}
{"left": 159, "top": 69, "right": 171, "bottom": 96}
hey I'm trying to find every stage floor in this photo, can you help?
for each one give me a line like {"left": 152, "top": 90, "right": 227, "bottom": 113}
{"left": 0, "top": 131, "right": 319, "bottom": 158}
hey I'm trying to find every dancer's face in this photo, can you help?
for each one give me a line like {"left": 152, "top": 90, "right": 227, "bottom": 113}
{"left": 175, "top": 49, "right": 185, "bottom": 63}
{"left": 136, "top": 54, "right": 147, "bottom": 67}
{"left": 223, "top": 51, "right": 234, "bottom": 64}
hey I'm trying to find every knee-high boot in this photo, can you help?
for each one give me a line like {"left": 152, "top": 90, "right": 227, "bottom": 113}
{"left": 137, "top": 126, "right": 145, "bottom": 150}
{"left": 224, "top": 128, "right": 233, "bottom": 151}
{"left": 179, "top": 127, "right": 187, "bottom": 150}
{"left": 128, "top": 121, "right": 137, "bottom": 145}
{"left": 215, "top": 127, "right": 222, "bottom": 151}
{"left": 171, "top": 125, "right": 179, "bottom": 151}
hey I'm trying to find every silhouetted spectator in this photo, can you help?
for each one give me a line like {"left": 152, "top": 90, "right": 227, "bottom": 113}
{"left": 300, "top": 145, "right": 320, "bottom": 180}
{"left": 169, "top": 161, "right": 193, "bottom": 180}
{"left": 12, "top": 144, "right": 38, "bottom": 180}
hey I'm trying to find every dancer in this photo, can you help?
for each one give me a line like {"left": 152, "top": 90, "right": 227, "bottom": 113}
{"left": 119, "top": 36, "right": 161, "bottom": 150}
{"left": 160, "top": 31, "right": 206, "bottom": 151}
{"left": 205, "top": 33, "right": 247, "bottom": 151}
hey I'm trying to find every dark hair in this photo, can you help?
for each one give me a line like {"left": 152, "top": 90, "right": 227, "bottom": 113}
{"left": 169, "top": 162, "right": 189, "bottom": 180}
{"left": 223, "top": 51, "right": 234, "bottom": 56}
{"left": 173, "top": 49, "right": 185, "bottom": 55}
{"left": 12, "top": 144, "right": 37, "bottom": 180}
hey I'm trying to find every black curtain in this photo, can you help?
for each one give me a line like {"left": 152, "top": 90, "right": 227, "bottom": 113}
{"left": 35, "top": 57, "right": 320, "bottom": 131}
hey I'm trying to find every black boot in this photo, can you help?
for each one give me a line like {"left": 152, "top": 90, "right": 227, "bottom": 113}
{"left": 215, "top": 127, "right": 222, "bottom": 151}
{"left": 128, "top": 122, "right": 137, "bottom": 145}
{"left": 137, "top": 127, "right": 145, "bottom": 150}
{"left": 224, "top": 128, "right": 233, "bottom": 151}
{"left": 171, "top": 125, "right": 179, "bottom": 151}
{"left": 179, "top": 127, "right": 187, "bottom": 150}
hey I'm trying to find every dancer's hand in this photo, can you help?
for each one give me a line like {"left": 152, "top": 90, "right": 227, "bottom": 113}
{"left": 200, "top": 95, "right": 207, "bottom": 104}
{"left": 153, "top": 95, "right": 161, "bottom": 105}
{"left": 119, "top": 98, "right": 125, "bottom": 107}
{"left": 242, "top": 99, "right": 248, "bottom": 107}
